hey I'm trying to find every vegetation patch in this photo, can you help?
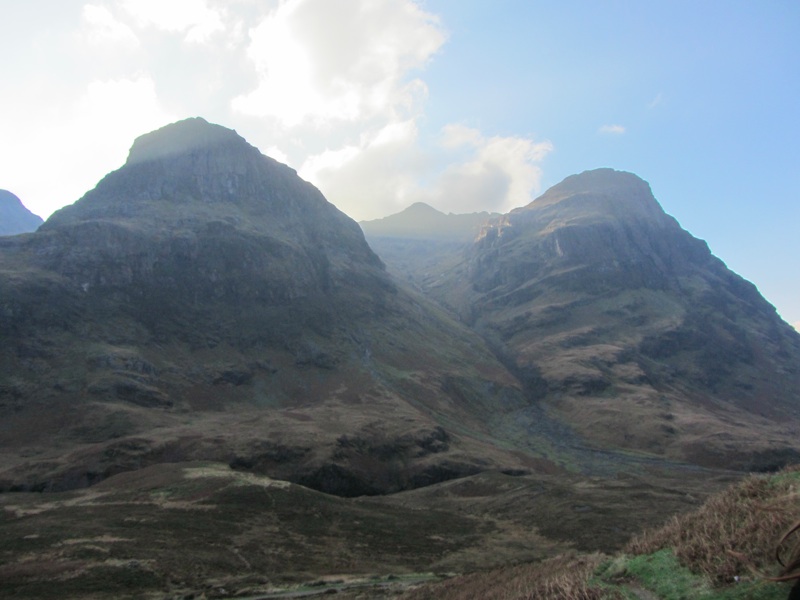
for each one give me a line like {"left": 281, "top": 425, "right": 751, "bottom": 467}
{"left": 401, "top": 466, "right": 800, "bottom": 600}
{"left": 596, "top": 549, "right": 785, "bottom": 599}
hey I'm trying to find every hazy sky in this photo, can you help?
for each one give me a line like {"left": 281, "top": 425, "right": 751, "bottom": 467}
{"left": 1, "top": 1, "right": 798, "bottom": 327}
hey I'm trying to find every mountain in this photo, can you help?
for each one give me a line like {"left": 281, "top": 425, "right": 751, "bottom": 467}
{"left": 360, "top": 203, "right": 498, "bottom": 292}
{"left": 0, "top": 117, "right": 533, "bottom": 495}
{"left": 0, "top": 190, "right": 42, "bottom": 235}
{"left": 360, "top": 202, "right": 498, "bottom": 241}
{"left": 2, "top": 124, "right": 797, "bottom": 598}
{"left": 397, "top": 168, "right": 800, "bottom": 470}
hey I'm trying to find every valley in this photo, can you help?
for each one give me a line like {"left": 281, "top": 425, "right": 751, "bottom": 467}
{"left": 1, "top": 118, "right": 798, "bottom": 599}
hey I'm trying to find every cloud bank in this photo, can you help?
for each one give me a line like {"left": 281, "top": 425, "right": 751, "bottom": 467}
{"left": 0, "top": 0, "right": 552, "bottom": 221}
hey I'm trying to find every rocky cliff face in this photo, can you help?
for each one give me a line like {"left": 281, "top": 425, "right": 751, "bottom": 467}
{"left": 0, "top": 118, "right": 531, "bottom": 494}
{"left": 398, "top": 169, "right": 800, "bottom": 470}
{"left": 467, "top": 169, "right": 712, "bottom": 297}
{"left": 0, "top": 190, "right": 42, "bottom": 236}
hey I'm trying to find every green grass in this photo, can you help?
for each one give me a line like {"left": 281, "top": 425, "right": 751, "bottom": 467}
{"left": 595, "top": 549, "right": 786, "bottom": 600}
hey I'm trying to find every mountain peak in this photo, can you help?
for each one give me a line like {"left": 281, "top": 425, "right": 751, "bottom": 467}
{"left": 534, "top": 168, "right": 652, "bottom": 204}
{"left": 523, "top": 168, "right": 667, "bottom": 225}
{"left": 125, "top": 117, "right": 251, "bottom": 166}
{"left": 403, "top": 202, "right": 445, "bottom": 216}
{"left": 361, "top": 202, "right": 497, "bottom": 242}
{"left": 43, "top": 118, "right": 309, "bottom": 228}
{"left": 0, "top": 189, "right": 43, "bottom": 235}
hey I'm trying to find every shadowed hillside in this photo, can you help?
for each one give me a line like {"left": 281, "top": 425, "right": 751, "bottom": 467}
{"left": 0, "top": 118, "right": 536, "bottom": 497}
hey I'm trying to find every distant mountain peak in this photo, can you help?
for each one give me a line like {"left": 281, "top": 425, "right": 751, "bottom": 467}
{"left": 404, "top": 202, "right": 445, "bottom": 215}
{"left": 361, "top": 203, "right": 499, "bottom": 242}
{"left": 0, "top": 189, "right": 43, "bottom": 236}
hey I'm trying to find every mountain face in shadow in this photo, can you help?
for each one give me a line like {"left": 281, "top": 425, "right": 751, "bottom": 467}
{"left": 1, "top": 119, "right": 798, "bottom": 503}
{"left": 379, "top": 169, "right": 800, "bottom": 470}
{"left": 0, "top": 190, "right": 42, "bottom": 236}
{"left": 33, "top": 117, "right": 388, "bottom": 345}
{"left": 2, "top": 125, "right": 800, "bottom": 599}
{"left": 0, "top": 118, "right": 532, "bottom": 494}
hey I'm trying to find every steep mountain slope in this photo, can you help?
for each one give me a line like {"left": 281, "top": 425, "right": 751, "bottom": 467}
{"left": 421, "top": 168, "right": 800, "bottom": 470}
{"left": 0, "top": 118, "right": 532, "bottom": 494}
{"left": 0, "top": 190, "right": 42, "bottom": 235}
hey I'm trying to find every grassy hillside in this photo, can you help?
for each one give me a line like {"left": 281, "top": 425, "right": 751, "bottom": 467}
{"left": 402, "top": 465, "right": 800, "bottom": 599}
{"left": 0, "top": 461, "right": 737, "bottom": 599}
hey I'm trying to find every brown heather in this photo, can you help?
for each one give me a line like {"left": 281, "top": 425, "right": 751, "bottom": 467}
{"left": 403, "top": 553, "right": 620, "bottom": 600}
{"left": 401, "top": 466, "right": 799, "bottom": 600}
{"left": 625, "top": 464, "right": 800, "bottom": 584}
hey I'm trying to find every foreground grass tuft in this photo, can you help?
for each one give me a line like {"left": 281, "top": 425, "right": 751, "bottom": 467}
{"left": 625, "top": 465, "right": 800, "bottom": 584}
{"left": 403, "top": 466, "right": 800, "bottom": 599}
{"left": 597, "top": 549, "right": 786, "bottom": 599}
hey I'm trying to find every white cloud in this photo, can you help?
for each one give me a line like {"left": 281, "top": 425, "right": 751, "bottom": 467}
{"left": 229, "top": 0, "right": 552, "bottom": 219}
{"left": 300, "top": 120, "right": 424, "bottom": 218}
{"left": 232, "top": 0, "right": 445, "bottom": 126}
{"left": 1, "top": 1, "right": 552, "bottom": 224}
{"left": 598, "top": 124, "right": 626, "bottom": 135}
{"left": 793, "top": 321, "right": 800, "bottom": 332}
{"left": 440, "top": 123, "right": 484, "bottom": 149}
{"left": 119, "top": 0, "right": 225, "bottom": 43}
{"left": 301, "top": 123, "right": 552, "bottom": 219}
{"left": 648, "top": 92, "right": 665, "bottom": 109}
{"left": 82, "top": 4, "right": 139, "bottom": 48}
{"left": 0, "top": 76, "right": 175, "bottom": 218}
{"left": 423, "top": 128, "right": 553, "bottom": 215}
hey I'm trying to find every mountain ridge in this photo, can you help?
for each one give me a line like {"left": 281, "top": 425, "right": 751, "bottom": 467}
{"left": 1, "top": 121, "right": 798, "bottom": 599}
{"left": 0, "top": 118, "right": 537, "bottom": 496}
{"left": 370, "top": 168, "right": 800, "bottom": 470}
{"left": 360, "top": 201, "right": 499, "bottom": 241}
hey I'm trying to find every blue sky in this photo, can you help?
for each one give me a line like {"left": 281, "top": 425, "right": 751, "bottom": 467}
{"left": 0, "top": 1, "right": 797, "bottom": 326}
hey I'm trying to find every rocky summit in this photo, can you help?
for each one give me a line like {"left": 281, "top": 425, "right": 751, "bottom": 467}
{"left": 0, "top": 190, "right": 42, "bottom": 236}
